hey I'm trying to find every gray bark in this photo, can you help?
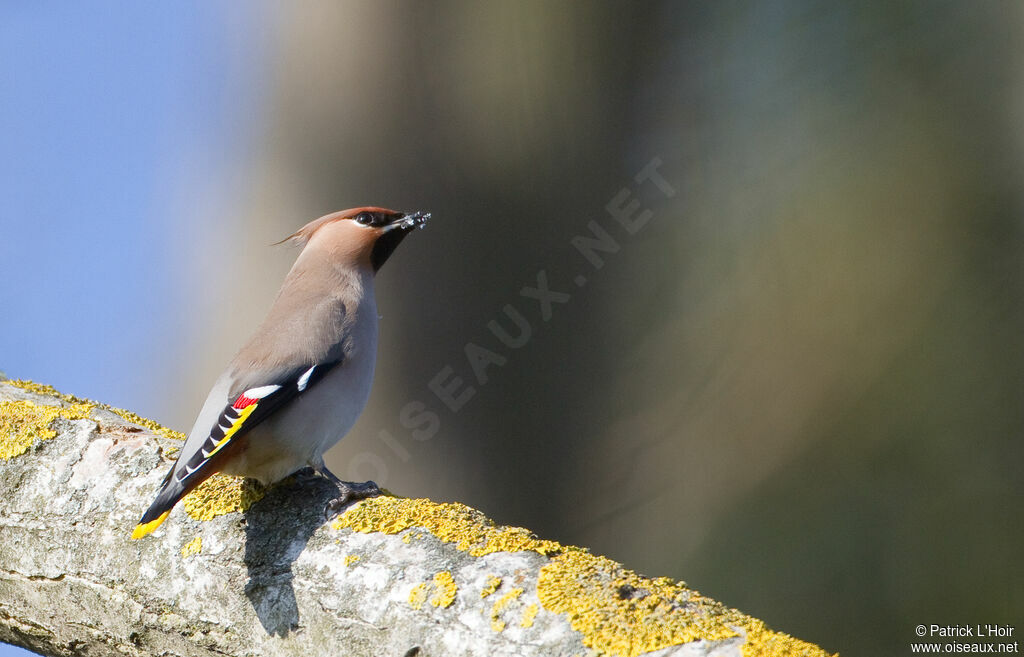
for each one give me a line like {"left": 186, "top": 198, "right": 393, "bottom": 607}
{"left": 0, "top": 379, "right": 832, "bottom": 657}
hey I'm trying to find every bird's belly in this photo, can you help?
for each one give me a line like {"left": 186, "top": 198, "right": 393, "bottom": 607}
{"left": 218, "top": 354, "right": 376, "bottom": 484}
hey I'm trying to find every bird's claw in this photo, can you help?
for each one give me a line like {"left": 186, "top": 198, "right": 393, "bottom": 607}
{"left": 323, "top": 479, "right": 382, "bottom": 520}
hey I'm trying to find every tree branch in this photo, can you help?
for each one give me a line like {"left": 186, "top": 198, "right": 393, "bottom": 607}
{"left": 0, "top": 378, "right": 833, "bottom": 657}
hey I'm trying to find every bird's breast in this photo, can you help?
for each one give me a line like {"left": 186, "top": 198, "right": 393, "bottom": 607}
{"left": 276, "top": 300, "right": 379, "bottom": 454}
{"left": 221, "top": 300, "right": 379, "bottom": 484}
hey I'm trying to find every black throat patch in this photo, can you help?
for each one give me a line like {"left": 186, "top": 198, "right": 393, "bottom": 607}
{"left": 371, "top": 228, "right": 411, "bottom": 272}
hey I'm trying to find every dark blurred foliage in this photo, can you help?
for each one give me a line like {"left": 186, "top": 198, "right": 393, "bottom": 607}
{"left": 164, "top": 2, "right": 1023, "bottom": 653}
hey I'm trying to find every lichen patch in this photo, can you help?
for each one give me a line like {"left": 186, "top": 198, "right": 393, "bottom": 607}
{"left": 537, "top": 550, "right": 735, "bottom": 656}
{"left": 0, "top": 400, "right": 94, "bottom": 460}
{"left": 538, "top": 550, "right": 833, "bottom": 657}
{"left": 408, "top": 582, "right": 428, "bottom": 610}
{"left": 5, "top": 379, "right": 184, "bottom": 442}
{"left": 520, "top": 603, "right": 539, "bottom": 628}
{"left": 181, "top": 536, "right": 202, "bottom": 558}
{"left": 430, "top": 571, "right": 457, "bottom": 608}
{"left": 334, "top": 496, "right": 560, "bottom": 557}
{"left": 182, "top": 475, "right": 265, "bottom": 521}
{"left": 406, "top": 571, "right": 458, "bottom": 612}
{"left": 489, "top": 587, "right": 523, "bottom": 632}
{"left": 481, "top": 575, "right": 502, "bottom": 598}
{"left": 334, "top": 496, "right": 835, "bottom": 657}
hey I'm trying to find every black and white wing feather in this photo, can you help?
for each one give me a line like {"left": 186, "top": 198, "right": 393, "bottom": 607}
{"left": 132, "top": 361, "right": 337, "bottom": 538}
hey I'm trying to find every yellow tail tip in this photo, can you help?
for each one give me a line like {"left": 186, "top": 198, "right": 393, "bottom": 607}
{"left": 131, "top": 510, "right": 171, "bottom": 540}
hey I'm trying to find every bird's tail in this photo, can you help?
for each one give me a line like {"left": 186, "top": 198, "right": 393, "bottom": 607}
{"left": 131, "top": 474, "right": 187, "bottom": 539}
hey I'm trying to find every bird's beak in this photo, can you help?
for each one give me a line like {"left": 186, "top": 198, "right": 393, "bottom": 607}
{"left": 385, "top": 210, "right": 430, "bottom": 232}
{"left": 370, "top": 210, "right": 429, "bottom": 272}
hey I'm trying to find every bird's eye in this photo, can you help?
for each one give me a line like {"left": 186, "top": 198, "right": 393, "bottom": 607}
{"left": 355, "top": 212, "right": 374, "bottom": 225}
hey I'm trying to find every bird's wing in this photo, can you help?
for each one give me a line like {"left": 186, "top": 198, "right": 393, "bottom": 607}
{"left": 131, "top": 360, "right": 339, "bottom": 539}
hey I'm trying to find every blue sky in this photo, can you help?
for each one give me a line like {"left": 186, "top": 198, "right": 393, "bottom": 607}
{"left": 0, "top": 4, "right": 268, "bottom": 655}
{"left": 0, "top": 3, "right": 268, "bottom": 405}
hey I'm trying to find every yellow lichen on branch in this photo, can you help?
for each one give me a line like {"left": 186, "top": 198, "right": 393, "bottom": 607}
{"left": 333, "top": 495, "right": 560, "bottom": 556}
{"left": 406, "top": 571, "right": 458, "bottom": 610}
{"left": 537, "top": 551, "right": 742, "bottom": 656}
{"left": 490, "top": 587, "right": 523, "bottom": 632}
{"left": 0, "top": 400, "right": 94, "bottom": 460}
{"left": 182, "top": 474, "right": 265, "bottom": 521}
{"left": 481, "top": 575, "right": 502, "bottom": 598}
{"left": 5, "top": 379, "right": 184, "bottom": 442}
{"left": 429, "top": 571, "right": 457, "bottom": 608}
{"left": 408, "top": 582, "right": 428, "bottom": 610}
{"left": 4, "top": 382, "right": 263, "bottom": 526}
{"left": 335, "top": 496, "right": 835, "bottom": 657}
{"left": 520, "top": 603, "right": 539, "bottom": 628}
{"left": 181, "top": 536, "right": 203, "bottom": 558}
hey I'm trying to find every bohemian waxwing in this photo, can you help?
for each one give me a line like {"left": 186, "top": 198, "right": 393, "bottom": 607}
{"left": 132, "top": 206, "right": 428, "bottom": 539}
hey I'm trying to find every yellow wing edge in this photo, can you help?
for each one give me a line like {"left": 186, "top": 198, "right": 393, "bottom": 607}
{"left": 130, "top": 403, "right": 259, "bottom": 540}
{"left": 206, "top": 403, "right": 258, "bottom": 459}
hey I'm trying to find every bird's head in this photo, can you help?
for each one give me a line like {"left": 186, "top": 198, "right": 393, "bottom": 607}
{"left": 282, "top": 206, "right": 429, "bottom": 272}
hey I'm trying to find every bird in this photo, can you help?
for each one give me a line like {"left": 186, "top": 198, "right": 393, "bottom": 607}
{"left": 131, "top": 206, "right": 429, "bottom": 539}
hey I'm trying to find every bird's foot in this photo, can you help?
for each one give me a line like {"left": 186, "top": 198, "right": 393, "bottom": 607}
{"left": 323, "top": 479, "right": 382, "bottom": 520}
{"left": 290, "top": 466, "right": 318, "bottom": 483}
{"left": 310, "top": 464, "right": 382, "bottom": 519}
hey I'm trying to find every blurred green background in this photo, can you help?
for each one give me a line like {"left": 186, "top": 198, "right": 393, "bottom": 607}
{"left": 3, "top": 2, "right": 1022, "bottom": 655}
